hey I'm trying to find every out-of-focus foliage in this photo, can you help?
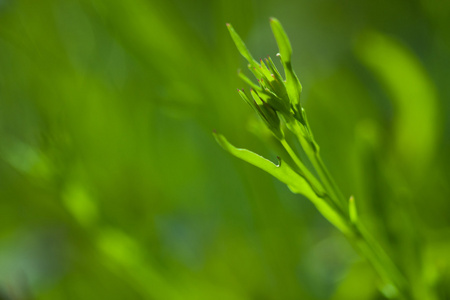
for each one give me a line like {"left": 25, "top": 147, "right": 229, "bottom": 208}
{"left": 0, "top": 0, "right": 449, "bottom": 299}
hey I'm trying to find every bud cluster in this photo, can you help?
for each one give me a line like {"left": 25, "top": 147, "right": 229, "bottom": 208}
{"left": 226, "top": 20, "right": 307, "bottom": 141}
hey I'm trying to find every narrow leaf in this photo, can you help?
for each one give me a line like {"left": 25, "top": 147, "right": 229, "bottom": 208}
{"left": 227, "top": 23, "right": 259, "bottom": 68}
{"left": 213, "top": 133, "right": 350, "bottom": 234}
{"left": 237, "top": 89, "right": 254, "bottom": 107}
{"left": 270, "top": 18, "right": 292, "bottom": 62}
{"left": 265, "top": 57, "right": 284, "bottom": 83}
{"left": 238, "top": 70, "right": 261, "bottom": 91}
{"left": 278, "top": 53, "right": 303, "bottom": 109}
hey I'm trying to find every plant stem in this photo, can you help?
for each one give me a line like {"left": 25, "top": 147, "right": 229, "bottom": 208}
{"left": 353, "top": 223, "right": 409, "bottom": 299}
{"left": 279, "top": 138, "right": 325, "bottom": 198}
{"left": 287, "top": 122, "right": 410, "bottom": 298}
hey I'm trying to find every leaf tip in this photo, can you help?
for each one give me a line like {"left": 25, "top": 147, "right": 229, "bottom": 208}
{"left": 276, "top": 156, "right": 282, "bottom": 167}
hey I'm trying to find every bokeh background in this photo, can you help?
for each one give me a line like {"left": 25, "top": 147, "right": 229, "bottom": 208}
{"left": 1, "top": 0, "right": 449, "bottom": 299}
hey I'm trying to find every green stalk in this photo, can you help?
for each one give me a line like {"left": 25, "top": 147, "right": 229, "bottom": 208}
{"left": 280, "top": 138, "right": 346, "bottom": 216}
{"left": 279, "top": 139, "right": 324, "bottom": 195}
{"left": 292, "top": 123, "right": 347, "bottom": 211}
{"left": 300, "top": 140, "right": 408, "bottom": 298}
{"left": 286, "top": 122, "right": 410, "bottom": 298}
{"left": 353, "top": 223, "right": 409, "bottom": 299}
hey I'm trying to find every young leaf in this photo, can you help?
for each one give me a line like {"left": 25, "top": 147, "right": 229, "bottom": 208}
{"left": 213, "top": 133, "right": 350, "bottom": 234}
{"left": 265, "top": 57, "right": 284, "bottom": 84}
{"left": 238, "top": 70, "right": 261, "bottom": 92}
{"left": 269, "top": 18, "right": 303, "bottom": 110}
{"left": 270, "top": 18, "right": 292, "bottom": 62}
{"left": 226, "top": 23, "right": 259, "bottom": 68}
{"left": 278, "top": 54, "right": 303, "bottom": 110}
{"left": 214, "top": 132, "right": 315, "bottom": 199}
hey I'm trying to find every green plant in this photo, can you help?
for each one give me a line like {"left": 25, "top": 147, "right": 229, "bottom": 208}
{"left": 214, "top": 18, "right": 417, "bottom": 299}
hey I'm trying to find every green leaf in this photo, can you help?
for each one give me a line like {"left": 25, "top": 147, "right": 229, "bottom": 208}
{"left": 237, "top": 89, "right": 253, "bottom": 107}
{"left": 270, "top": 18, "right": 292, "bottom": 62}
{"left": 278, "top": 54, "right": 302, "bottom": 110}
{"left": 226, "top": 23, "right": 259, "bottom": 68}
{"left": 261, "top": 86, "right": 290, "bottom": 116}
{"left": 249, "top": 89, "right": 264, "bottom": 106}
{"left": 265, "top": 57, "right": 284, "bottom": 84}
{"left": 238, "top": 70, "right": 261, "bottom": 92}
{"left": 269, "top": 18, "right": 302, "bottom": 110}
{"left": 249, "top": 90, "right": 284, "bottom": 140}
{"left": 258, "top": 59, "right": 273, "bottom": 79}
{"left": 213, "top": 133, "right": 350, "bottom": 234}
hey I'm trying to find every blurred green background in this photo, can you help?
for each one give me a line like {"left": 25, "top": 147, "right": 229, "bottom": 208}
{"left": 1, "top": 0, "right": 449, "bottom": 299}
